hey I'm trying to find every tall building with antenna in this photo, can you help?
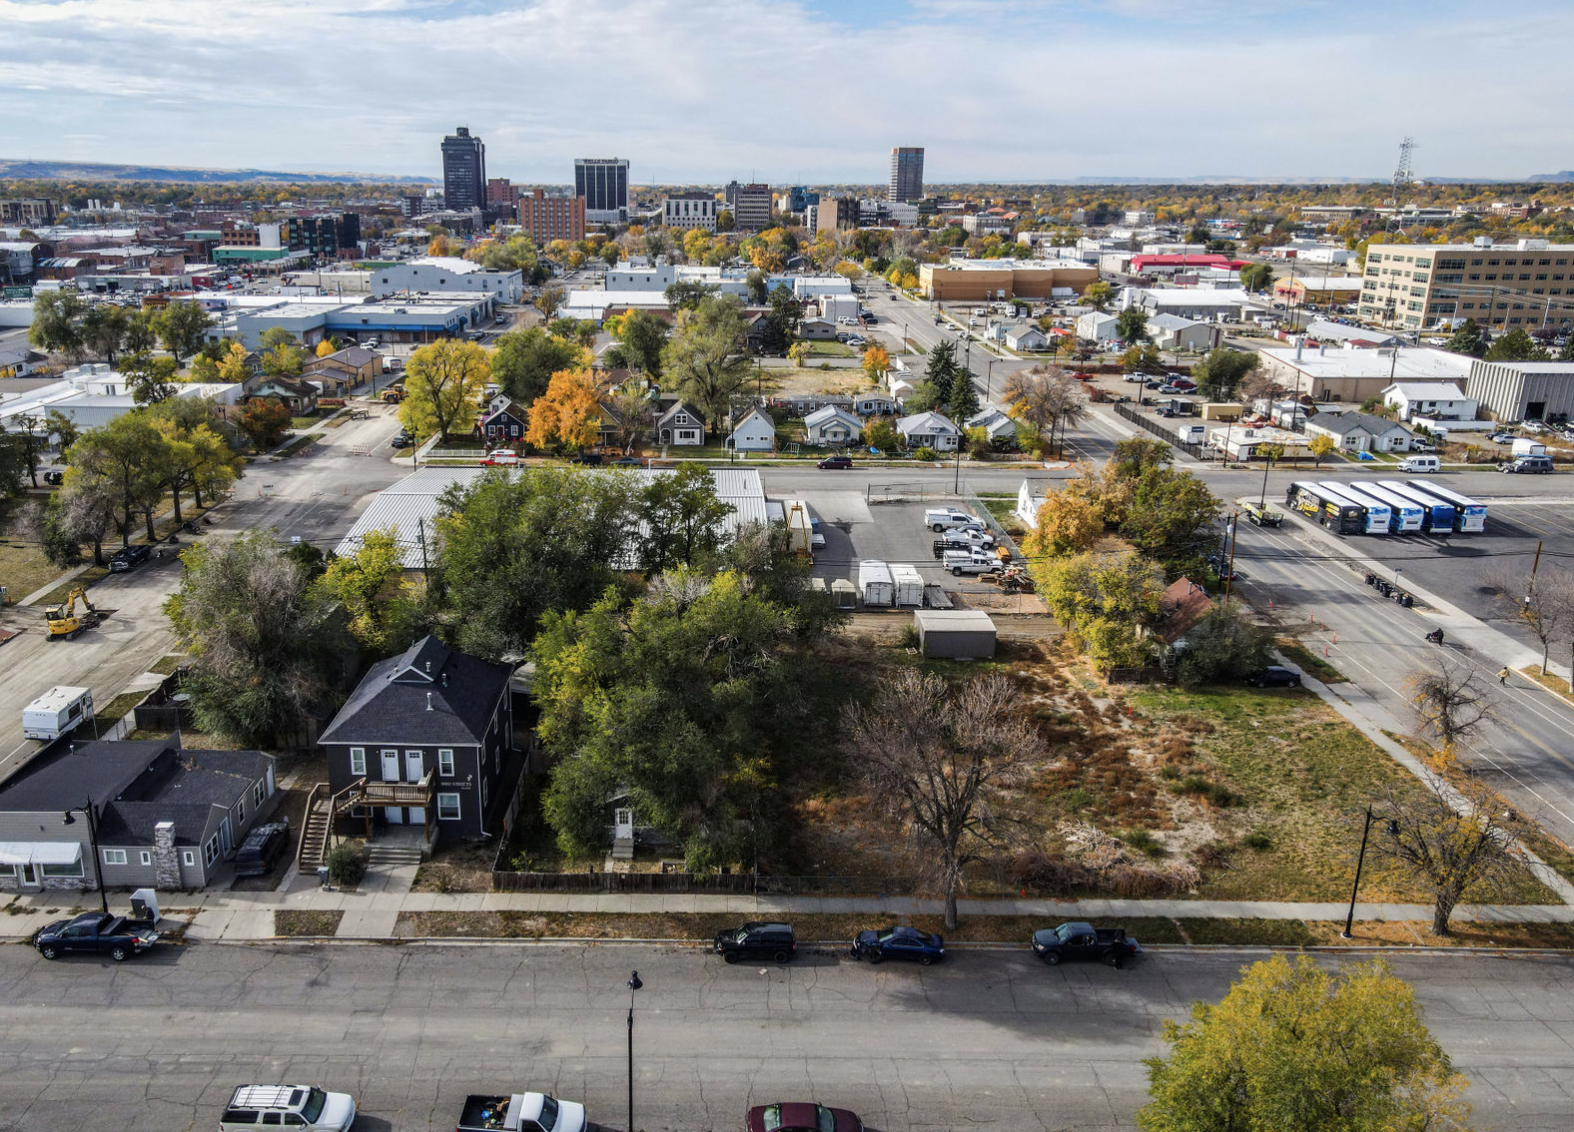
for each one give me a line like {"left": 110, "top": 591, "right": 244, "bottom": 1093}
{"left": 440, "top": 126, "right": 486, "bottom": 211}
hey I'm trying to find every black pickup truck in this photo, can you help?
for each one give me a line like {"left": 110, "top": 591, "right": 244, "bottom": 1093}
{"left": 1029, "top": 922, "right": 1140, "bottom": 968}
{"left": 34, "top": 911, "right": 160, "bottom": 962}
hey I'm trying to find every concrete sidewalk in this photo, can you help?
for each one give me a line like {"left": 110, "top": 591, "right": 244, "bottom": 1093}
{"left": 5, "top": 885, "right": 1573, "bottom": 943}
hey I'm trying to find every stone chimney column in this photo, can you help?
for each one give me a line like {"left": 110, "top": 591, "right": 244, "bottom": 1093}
{"left": 153, "top": 821, "right": 180, "bottom": 888}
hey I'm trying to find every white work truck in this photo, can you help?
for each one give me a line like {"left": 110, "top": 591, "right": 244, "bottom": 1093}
{"left": 924, "top": 507, "right": 981, "bottom": 532}
{"left": 457, "top": 1091, "right": 587, "bottom": 1132}
{"left": 943, "top": 548, "right": 997, "bottom": 576}
{"left": 22, "top": 686, "right": 93, "bottom": 741}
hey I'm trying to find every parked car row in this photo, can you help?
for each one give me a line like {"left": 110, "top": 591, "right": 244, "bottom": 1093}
{"left": 712, "top": 920, "right": 1141, "bottom": 968}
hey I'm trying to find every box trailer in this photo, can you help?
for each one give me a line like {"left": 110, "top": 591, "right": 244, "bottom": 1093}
{"left": 22, "top": 686, "right": 93, "bottom": 741}
{"left": 830, "top": 578, "right": 858, "bottom": 610}
{"left": 890, "top": 564, "right": 925, "bottom": 607}
{"left": 914, "top": 610, "right": 997, "bottom": 659}
{"left": 858, "top": 559, "right": 894, "bottom": 607}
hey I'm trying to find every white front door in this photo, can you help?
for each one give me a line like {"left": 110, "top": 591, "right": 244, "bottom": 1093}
{"left": 614, "top": 808, "right": 634, "bottom": 840}
{"left": 220, "top": 817, "right": 233, "bottom": 854}
{"left": 381, "top": 749, "right": 402, "bottom": 823}
{"left": 405, "top": 750, "right": 425, "bottom": 824}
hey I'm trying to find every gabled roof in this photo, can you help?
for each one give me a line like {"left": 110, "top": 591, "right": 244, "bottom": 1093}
{"left": 728, "top": 406, "right": 775, "bottom": 435}
{"left": 1305, "top": 410, "right": 1411, "bottom": 437}
{"left": 657, "top": 400, "right": 702, "bottom": 426}
{"left": 318, "top": 634, "right": 512, "bottom": 747}
{"left": 804, "top": 404, "right": 862, "bottom": 429}
{"left": 306, "top": 345, "right": 378, "bottom": 369}
{"left": 1158, "top": 577, "right": 1215, "bottom": 644}
{"left": 480, "top": 399, "right": 528, "bottom": 425}
{"left": 1148, "top": 313, "right": 1201, "bottom": 330}
{"left": 896, "top": 410, "right": 959, "bottom": 434}
{"left": 1382, "top": 381, "right": 1469, "bottom": 400}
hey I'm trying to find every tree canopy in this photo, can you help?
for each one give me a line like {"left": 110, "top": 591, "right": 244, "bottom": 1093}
{"left": 398, "top": 338, "right": 490, "bottom": 440}
{"left": 660, "top": 295, "right": 753, "bottom": 435}
{"left": 490, "top": 327, "right": 584, "bottom": 407}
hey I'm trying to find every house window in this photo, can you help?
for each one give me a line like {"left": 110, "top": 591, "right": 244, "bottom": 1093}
{"left": 140, "top": 851, "right": 152, "bottom": 867}
{"left": 42, "top": 860, "right": 83, "bottom": 878}
{"left": 0, "top": 864, "right": 14, "bottom": 878}
{"left": 232, "top": 800, "right": 244, "bottom": 826}
{"left": 103, "top": 849, "right": 128, "bottom": 866}
{"left": 437, "top": 793, "right": 461, "bottom": 821}
{"left": 439, "top": 749, "right": 455, "bottom": 776}
{"left": 350, "top": 747, "right": 366, "bottom": 775}
{"left": 254, "top": 780, "right": 265, "bottom": 806}
{"left": 204, "top": 836, "right": 220, "bottom": 867}
{"left": 181, "top": 850, "right": 195, "bottom": 867}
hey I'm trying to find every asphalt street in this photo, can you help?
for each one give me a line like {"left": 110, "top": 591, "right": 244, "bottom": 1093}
{"left": 1, "top": 943, "right": 1570, "bottom": 1131}
{"left": 0, "top": 406, "right": 409, "bottom": 781}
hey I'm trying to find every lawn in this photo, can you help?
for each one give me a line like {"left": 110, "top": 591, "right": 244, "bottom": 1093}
{"left": 274, "top": 910, "right": 344, "bottom": 937}
{"left": 805, "top": 341, "right": 855, "bottom": 358}
{"left": 0, "top": 522, "right": 61, "bottom": 604}
{"left": 976, "top": 494, "right": 1026, "bottom": 535}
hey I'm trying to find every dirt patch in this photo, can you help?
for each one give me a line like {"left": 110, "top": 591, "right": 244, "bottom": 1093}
{"left": 274, "top": 909, "right": 343, "bottom": 937}
{"left": 412, "top": 838, "right": 502, "bottom": 893}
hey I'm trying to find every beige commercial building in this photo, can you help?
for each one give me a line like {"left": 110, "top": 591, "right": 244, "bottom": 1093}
{"left": 918, "top": 258, "right": 1096, "bottom": 301}
{"left": 1358, "top": 238, "right": 1574, "bottom": 331}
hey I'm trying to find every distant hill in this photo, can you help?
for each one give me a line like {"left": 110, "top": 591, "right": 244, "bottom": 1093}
{"left": 0, "top": 159, "right": 434, "bottom": 184}
{"left": 1529, "top": 171, "right": 1574, "bottom": 182}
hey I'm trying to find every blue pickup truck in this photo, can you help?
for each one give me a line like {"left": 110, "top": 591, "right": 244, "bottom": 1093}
{"left": 1030, "top": 922, "right": 1140, "bottom": 968}
{"left": 34, "top": 911, "right": 159, "bottom": 962}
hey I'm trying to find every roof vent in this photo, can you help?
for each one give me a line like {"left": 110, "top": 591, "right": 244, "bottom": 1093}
{"left": 426, "top": 692, "right": 433, "bottom": 712}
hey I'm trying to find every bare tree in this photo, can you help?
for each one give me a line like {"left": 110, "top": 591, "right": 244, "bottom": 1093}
{"left": 842, "top": 670, "right": 1038, "bottom": 928}
{"left": 1406, "top": 659, "right": 1497, "bottom": 754}
{"left": 58, "top": 476, "right": 119, "bottom": 567}
{"left": 1372, "top": 770, "right": 1521, "bottom": 935}
{"left": 1482, "top": 564, "right": 1574, "bottom": 678}
{"left": 1237, "top": 367, "right": 1288, "bottom": 406}
{"left": 1000, "top": 365, "right": 1083, "bottom": 456}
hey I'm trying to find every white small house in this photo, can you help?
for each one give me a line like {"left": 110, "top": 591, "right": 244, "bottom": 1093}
{"left": 726, "top": 406, "right": 776, "bottom": 453}
{"left": 1004, "top": 324, "right": 1049, "bottom": 352}
{"left": 1381, "top": 381, "right": 1478, "bottom": 423}
{"left": 657, "top": 401, "right": 705, "bottom": 446}
{"left": 896, "top": 410, "right": 961, "bottom": 452}
{"left": 798, "top": 318, "right": 838, "bottom": 341}
{"left": 1074, "top": 311, "right": 1121, "bottom": 345}
{"left": 1147, "top": 313, "right": 1218, "bottom": 352}
{"left": 1303, "top": 410, "right": 1416, "bottom": 454}
{"left": 854, "top": 392, "right": 899, "bottom": 416}
{"left": 804, "top": 405, "right": 863, "bottom": 446}
{"left": 966, "top": 407, "right": 1018, "bottom": 442}
{"left": 1016, "top": 480, "right": 1048, "bottom": 529}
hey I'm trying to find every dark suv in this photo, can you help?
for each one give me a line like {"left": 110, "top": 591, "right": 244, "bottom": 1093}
{"left": 234, "top": 822, "right": 291, "bottom": 877}
{"left": 1246, "top": 665, "right": 1302, "bottom": 688}
{"left": 713, "top": 922, "right": 796, "bottom": 964}
{"left": 109, "top": 544, "right": 152, "bottom": 573}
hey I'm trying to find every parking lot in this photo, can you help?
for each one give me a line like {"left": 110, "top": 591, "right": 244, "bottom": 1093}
{"left": 801, "top": 494, "right": 1023, "bottom": 603}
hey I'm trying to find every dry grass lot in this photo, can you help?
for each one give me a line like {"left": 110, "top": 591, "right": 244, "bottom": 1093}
{"left": 782, "top": 632, "right": 1559, "bottom": 906}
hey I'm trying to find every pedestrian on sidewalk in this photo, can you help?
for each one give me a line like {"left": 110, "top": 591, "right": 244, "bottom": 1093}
{"left": 1497, "top": 666, "right": 1512, "bottom": 685}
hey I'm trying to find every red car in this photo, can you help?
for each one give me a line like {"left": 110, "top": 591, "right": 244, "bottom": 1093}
{"left": 1071, "top": 371, "right": 1097, "bottom": 381}
{"left": 746, "top": 1103, "right": 863, "bottom": 1132}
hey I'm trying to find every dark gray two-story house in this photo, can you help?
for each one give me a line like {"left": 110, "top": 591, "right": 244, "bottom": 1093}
{"left": 316, "top": 635, "right": 513, "bottom": 858}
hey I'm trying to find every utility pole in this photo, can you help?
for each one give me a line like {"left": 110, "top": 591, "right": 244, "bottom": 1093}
{"left": 417, "top": 516, "right": 430, "bottom": 584}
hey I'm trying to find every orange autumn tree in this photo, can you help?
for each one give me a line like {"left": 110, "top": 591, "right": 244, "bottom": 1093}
{"left": 526, "top": 369, "right": 603, "bottom": 451}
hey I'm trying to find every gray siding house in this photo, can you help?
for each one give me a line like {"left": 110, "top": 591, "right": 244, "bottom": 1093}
{"left": 0, "top": 736, "right": 277, "bottom": 894}
{"left": 318, "top": 635, "right": 513, "bottom": 847}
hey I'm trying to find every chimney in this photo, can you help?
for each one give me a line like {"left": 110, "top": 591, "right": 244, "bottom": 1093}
{"left": 426, "top": 692, "right": 433, "bottom": 712}
{"left": 425, "top": 660, "right": 431, "bottom": 675}
{"left": 1295, "top": 338, "right": 1304, "bottom": 362}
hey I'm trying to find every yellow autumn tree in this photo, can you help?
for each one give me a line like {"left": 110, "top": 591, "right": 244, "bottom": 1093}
{"left": 215, "top": 341, "right": 251, "bottom": 385}
{"left": 862, "top": 344, "right": 891, "bottom": 383}
{"left": 315, "top": 339, "right": 336, "bottom": 358}
{"left": 526, "top": 369, "right": 602, "bottom": 452}
{"left": 1021, "top": 491, "right": 1105, "bottom": 558}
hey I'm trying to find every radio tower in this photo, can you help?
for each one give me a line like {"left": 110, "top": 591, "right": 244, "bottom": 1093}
{"left": 1391, "top": 137, "right": 1416, "bottom": 210}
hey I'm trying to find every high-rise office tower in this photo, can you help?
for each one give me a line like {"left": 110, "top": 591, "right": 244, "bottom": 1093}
{"left": 575, "top": 158, "right": 630, "bottom": 223}
{"left": 441, "top": 127, "right": 486, "bottom": 210}
{"left": 889, "top": 146, "right": 925, "bottom": 203}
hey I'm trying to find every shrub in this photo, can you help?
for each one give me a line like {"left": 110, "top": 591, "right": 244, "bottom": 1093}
{"left": 896, "top": 622, "right": 921, "bottom": 649}
{"left": 1060, "top": 786, "right": 1092, "bottom": 810}
{"left": 913, "top": 446, "right": 938, "bottom": 461}
{"left": 1243, "top": 830, "right": 1274, "bottom": 852}
{"left": 1169, "top": 774, "right": 1243, "bottom": 808}
{"left": 326, "top": 842, "right": 366, "bottom": 887}
{"left": 1122, "top": 828, "right": 1168, "bottom": 859}
{"left": 1007, "top": 849, "right": 1094, "bottom": 895}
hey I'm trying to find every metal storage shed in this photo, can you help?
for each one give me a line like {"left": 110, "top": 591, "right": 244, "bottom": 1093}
{"left": 913, "top": 610, "right": 996, "bottom": 659}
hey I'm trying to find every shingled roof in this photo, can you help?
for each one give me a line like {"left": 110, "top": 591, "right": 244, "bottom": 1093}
{"left": 318, "top": 635, "right": 511, "bottom": 747}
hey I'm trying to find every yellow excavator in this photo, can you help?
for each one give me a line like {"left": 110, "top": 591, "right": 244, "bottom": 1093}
{"left": 44, "top": 588, "right": 98, "bottom": 641}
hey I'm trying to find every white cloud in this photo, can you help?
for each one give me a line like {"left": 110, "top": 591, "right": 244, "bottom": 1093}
{"left": 0, "top": 0, "right": 1571, "bottom": 180}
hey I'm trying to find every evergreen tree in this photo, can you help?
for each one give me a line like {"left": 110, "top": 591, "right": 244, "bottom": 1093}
{"left": 1443, "top": 318, "right": 1488, "bottom": 358}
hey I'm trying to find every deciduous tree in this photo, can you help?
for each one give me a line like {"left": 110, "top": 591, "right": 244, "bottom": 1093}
{"left": 1021, "top": 490, "right": 1105, "bottom": 557}
{"left": 1484, "top": 327, "right": 1549, "bottom": 362}
{"left": 535, "top": 285, "right": 566, "bottom": 321}
{"left": 1115, "top": 307, "right": 1150, "bottom": 344}
{"left": 164, "top": 530, "right": 344, "bottom": 748}
{"left": 619, "top": 309, "right": 669, "bottom": 377}
{"left": 235, "top": 398, "right": 292, "bottom": 451}
{"left": 861, "top": 344, "right": 891, "bottom": 384}
{"left": 1083, "top": 280, "right": 1114, "bottom": 311}
{"left": 526, "top": 369, "right": 603, "bottom": 451}
{"left": 661, "top": 295, "right": 753, "bottom": 437}
{"left": 843, "top": 670, "right": 1038, "bottom": 929}
{"left": 120, "top": 353, "right": 182, "bottom": 404}
{"left": 320, "top": 527, "right": 423, "bottom": 656}
{"left": 490, "top": 326, "right": 583, "bottom": 406}
{"left": 1407, "top": 658, "right": 1496, "bottom": 755}
{"left": 152, "top": 300, "right": 212, "bottom": 365}
{"left": 68, "top": 413, "right": 166, "bottom": 545}
{"left": 1444, "top": 317, "right": 1488, "bottom": 358}
{"left": 399, "top": 338, "right": 490, "bottom": 441}
{"left": 1138, "top": 954, "right": 1469, "bottom": 1132}
{"left": 1308, "top": 432, "right": 1336, "bottom": 466}
{"left": 635, "top": 461, "right": 734, "bottom": 573}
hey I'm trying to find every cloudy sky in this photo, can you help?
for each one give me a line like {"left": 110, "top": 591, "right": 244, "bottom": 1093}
{"left": 3, "top": 0, "right": 1572, "bottom": 184}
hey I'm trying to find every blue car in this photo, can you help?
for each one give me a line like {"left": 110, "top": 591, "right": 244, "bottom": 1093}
{"left": 850, "top": 925, "right": 945, "bottom": 965}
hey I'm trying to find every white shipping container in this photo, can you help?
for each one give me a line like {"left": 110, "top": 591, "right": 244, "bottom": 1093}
{"left": 22, "top": 686, "right": 93, "bottom": 741}
{"left": 890, "top": 564, "right": 925, "bottom": 607}
{"left": 1512, "top": 438, "right": 1546, "bottom": 457}
{"left": 857, "top": 559, "right": 894, "bottom": 607}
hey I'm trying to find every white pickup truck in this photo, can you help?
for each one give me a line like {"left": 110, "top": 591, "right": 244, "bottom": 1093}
{"left": 925, "top": 507, "right": 982, "bottom": 532}
{"left": 943, "top": 548, "right": 997, "bottom": 576}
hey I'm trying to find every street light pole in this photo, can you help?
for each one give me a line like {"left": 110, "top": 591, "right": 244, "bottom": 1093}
{"left": 627, "top": 970, "right": 642, "bottom": 1132}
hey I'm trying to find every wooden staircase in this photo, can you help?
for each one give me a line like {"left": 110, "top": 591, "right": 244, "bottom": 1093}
{"left": 296, "top": 783, "right": 332, "bottom": 871}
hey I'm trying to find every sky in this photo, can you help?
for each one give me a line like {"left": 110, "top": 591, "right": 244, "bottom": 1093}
{"left": 3, "top": 0, "right": 1574, "bottom": 184}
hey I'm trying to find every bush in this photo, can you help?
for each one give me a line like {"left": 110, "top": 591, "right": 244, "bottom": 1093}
{"left": 1243, "top": 830, "right": 1274, "bottom": 852}
{"left": 913, "top": 446, "right": 938, "bottom": 461}
{"left": 896, "top": 621, "right": 921, "bottom": 649}
{"left": 1007, "top": 849, "right": 1094, "bottom": 895}
{"left": 326, "top": 842, "right": 366, "bottom": 887}
{"left": 1122, "top": 828, "right": 1168, "bottom": 859}
{"left": 1172, "top": 606, "right": 1273, "bottom": 687}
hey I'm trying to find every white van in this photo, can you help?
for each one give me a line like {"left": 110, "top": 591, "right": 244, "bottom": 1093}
{"left": 1398, "top": 454, "right": 1440, "bottom": 473}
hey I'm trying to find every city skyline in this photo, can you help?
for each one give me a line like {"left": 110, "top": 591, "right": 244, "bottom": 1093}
{"left": 4, "top": 0, "right": 1574, "bottom": 182}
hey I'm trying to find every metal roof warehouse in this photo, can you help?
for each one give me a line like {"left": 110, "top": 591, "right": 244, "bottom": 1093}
{"left": 336, "top": 465, "right": 771, "bottom": 569}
